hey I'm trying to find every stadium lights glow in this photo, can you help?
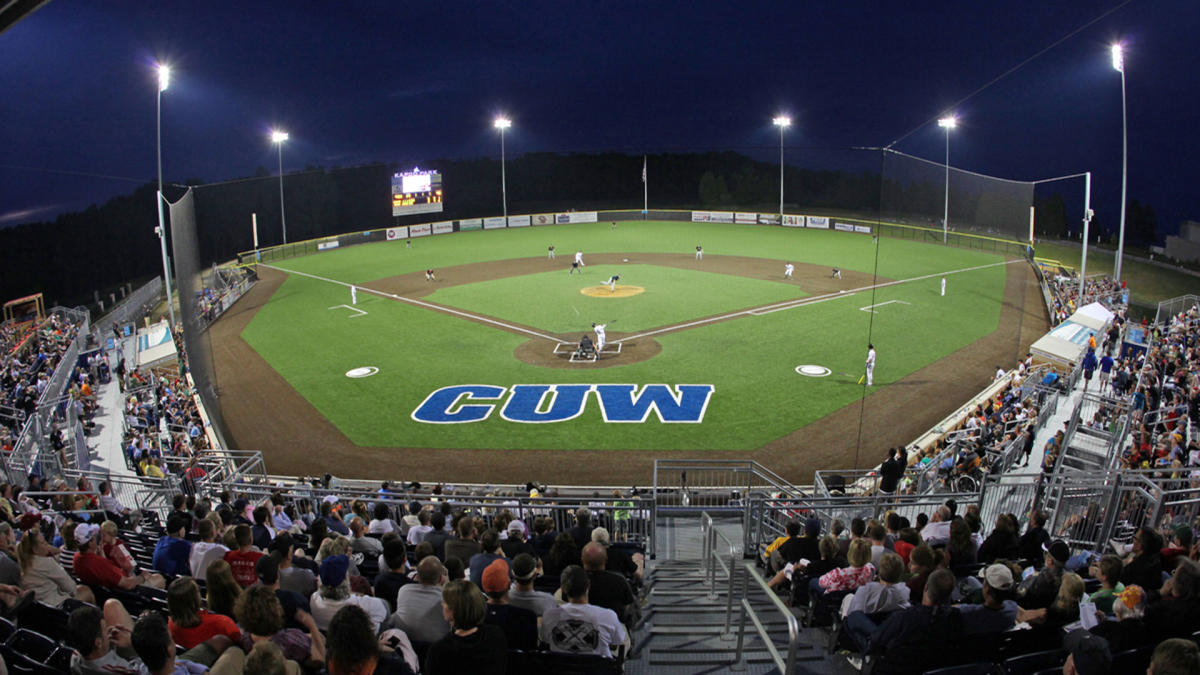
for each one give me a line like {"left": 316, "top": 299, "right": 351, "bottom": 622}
{"left": 494, "top": 117, "right": 511, "bottom": 220}
{"left": 271, "top": 130, "right": 289, "bottom": 243}
{"left": 1112, "top": 42, "right": 1128, "bottom": 282}
{"left": 1111, "top": 43, "right": 1124, "bottom": 72}
{"left": 271, "top": 130, "right": 289, "bottom": 143}
{"left": 493, "top": 117, "right": 512, "bottom": 130}
{"left": 938, "top": 116, "right": 956, "bottom": 243}
{"left": 937, "top": 116, "right": 957, "bottom": 129}
{"left": 772, "top": 115, "right": 791, "bottom": 128}
{"left": 773, "top": 115, "right": 790, "bottom": 217}
{"left": 157, "top": 64, "right": 170, "bottom": 92}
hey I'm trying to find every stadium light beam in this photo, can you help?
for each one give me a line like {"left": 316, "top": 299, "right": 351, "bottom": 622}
{"left": 271, "top": 130, "right": 289, "bottom": 244}
{"left": 773, "top": 115, "right": 791, "bottom": 219}
{"left": 1112, "top": 43, "right": 1128, "bottom": 283}
{"left": 494, "top": 117, "right": 511, "bottom": 222}
{"left": 154, "top": 63, "right": 176, "bottom": 330}
{"left": 938, "top": 116, "right": 957, "bottom": 243}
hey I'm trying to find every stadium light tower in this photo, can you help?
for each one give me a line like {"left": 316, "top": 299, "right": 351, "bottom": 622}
{"left": 1112, "top": 43, "right": 1128, "bottom": 283}
{"left": 154, "top": 63, "right": 176, "bottom": 329}
{"left": 773, "top": 115, "right": 791, "bottom": 219}
{"left": 938, "top": 116, "right": 957, "bottom": 243}
{"left": 271, "top": 130, "right": 289, "bottom": 244}
{"left": 494, "top": 116, "right": 512, "bottom": 223}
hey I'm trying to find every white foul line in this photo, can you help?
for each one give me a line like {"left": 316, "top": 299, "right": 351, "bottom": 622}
{"left": 859, "top": 300, "right": 911, "bottom": 314}
{"left": 328, "top": 304, "right": 368, "bottom": 318}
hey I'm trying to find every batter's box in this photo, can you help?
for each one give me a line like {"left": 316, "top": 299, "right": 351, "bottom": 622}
{"left": 553, "top": 342, "right": 596, "bottom": 363}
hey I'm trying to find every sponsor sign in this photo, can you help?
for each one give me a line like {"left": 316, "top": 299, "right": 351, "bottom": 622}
{"left": 508, "top": 215, "right": 531, "bottom": 227}
{"left": 409, "top": 223, "right": 432, "bottom": 237}
{"left": 734, "top": 212, "right": 757, "bottom": 224}
{"left": 555, "top": 212, "right": 599, "bottom": 224}
{"left": 386, "top": 227, "right": 409, "bottom": 240}
{"left": 781, "top": 215, "right": 804, "bottom": 227}
{"left": 411, "top": 384, "right": 715, "bottom": 424}
{"left": 531, "top": 214, "right": 554, "bottom": 226}
{"left": 757, "top": 214, "right": 781, "bottom": 225}
{"left": 805, "top": 216, "right": 830, "bottom": 229}
{"left": 317, "top": 241, "right": 340, "bottom": 251}
{"left": 458, "top": 218, "right": 483, "bottom": 231}
{"left": 691, "top": 211, "right": 735, "bottom": 223}
{"left": 853, "top": 224, "right": 873, "bottom": 234}
{"left": 483, "top": 217, "right": 507, "bottom": 230}
{"left": 834, "top": 222, "right": 855, "bottom": 232}
{"left": 431, "top": 221, "right": 454, "bottom": 235}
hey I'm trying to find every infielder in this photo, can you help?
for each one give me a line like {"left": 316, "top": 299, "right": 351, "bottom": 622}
{"left": 865, "top": 343, "right": 876, "bottom": 386}
{"left": 548, "top": 245, "right": 556, "bottom": 259}
{"left": 574, "top": 250, "right": 585, "bottom": 267}
{"left": 940, "top": 277, "right": 946, "bottom": 296}
{"left": 831, "top": 267, "right": 842, "bottom": 279}
{"left": 350, "top": 285, "right": 358, "bottom": 305}
{"left": 425, "top": 269, "right": 435, "bottom": 281}
{"left": 593, "top": 322, "right": 608, "bottom": 352}
{"left": 606, "top": 274, "right": 620, "bottom": 292}
{"left": 784, "top": 263, "right": 794, "bottom": 280}
{"left": 570, "top": 260, "right": 581, "bottom": 274}
{"left": 695, "top": 244, "right": 703, "bottom": 260}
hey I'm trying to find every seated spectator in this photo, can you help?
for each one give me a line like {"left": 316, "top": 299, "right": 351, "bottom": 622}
{"left": 310, "top": 554, "right": 388, "bottom": 633}
{"left": 814, "top": 538, "right": 876, "bottom": 599}
{"left": 251, "top": 505, "right": 276, "bottom": 551}
{"left": 842, "top": 552, "right": 909, "bottom": 619}
{"left": 423, "top": 511, "right": 450, "bottom": 559}
{"left": 98, "top": 521, "right": 137, "bottom": 579}
{"left": 349, "top": 518, "right": 382, "bottom": 557}
{"left": 374, "top": 539, "right": 413, "bottom": 614}
{"left": 905, "top": 544, "right": 941, "bottom": 605}
{"left": 1017, "top": 539, "right": 1069, "bottom": 609}
{"left": 1088, "top": 554, "right": 1125, "bottom": 614}
{"left": 236, "top": 584, "right": 325, "bottom": 667}
{"left": 591, "top": 526, "right": 643, "bottom": 582}
{"left": 567, "top": 508, "right": 593, "bottom": 550}
{"left": 507, "top": 553, "right": 557, "bottom": 617}
{"left": 321, "top": 499, "right": 350, "bottom": 536}
{"left": 404, "top": 509, "right": 432, "bottom": 547}
{"left": 919, "top": 506, "right": 953, "bottom": 547}
{"left": 1062, "top": 628, "right": 1112, "bottom": 675}
{"left": 16, "top": 524, "right": 94, "bottom": 606}
{"left": 424, "top": 579, "right": 507, "bottom": 674}
{"left": 189, "top": 517, "right": 230, "bottom": 582}
{"left": 205, "top": 559, "right": 244, "bottom": 620}
{"left": 1143, "top": 559, "right": 1200, "bottom": 639}
{"left": 97, "top": 481, "right": 139, "bottom": 527}
{"left": 467, "top": 528, "right": 505, "bottom": 588}
{"left": 1148, "top": 637, "right": 1200, "bottom": 675}
{"left": 1018, "top": 510, "right": 1051, "bottom": 567}
{"left": 956, "top": 563, "right": 1018, "bottom": 636}
{"left": 133, "top": 611, "right": 245, "bottom": 675}
{"left": 388, "top": 555, "right": 450, "bottom": 643}
{"left": 72, "top": 523, "right": 163, "bottom": 592}
{"left": 540, "top": 565, "right": 627, "bottom": 659}
{"left": 167, "top": 577, "right": 242, "bottom": 650}
{"left": 858, "top": 568, "right": 959, "bottom": 673}
{"left": 772, "top": 534, "right": 845, "bottom": 598}
{"left": 765, "top": 519, "right": 808, "bottom": 572}
{"left": 327, "top": 605, "right": 415, "bottom": 675}
{"left": 946, "top": 519, "right": 978, "bottom": 568}
{"left": 977, "top": 513, "right": 1020, "bottom": 564}
{"left": 1121, "top": 526, "right": 1165, "bottom": 591}
{"left": 444, "top": 516, "right": 481, "bottom": 565}
{"left": 1161, "top": 525, "right": 1193, "bottom": 572}
{"left": 579, "top": 541, "right": 635, "bottom": 625}
{"left": 270, "top": 532, "right": 317, "bottom": 596}
{"left": 867, "top": 523, "right": 889, "bottom": 569}
{"left": 224, "top": 524, "right": 265, "bottom": 588}
{"left": 254, "top": 554, "right": 311, "bottom": 631}
{"left": 367, "top": 502, "right": 397, "bottom": 535}
{"left": 153, "top": 512, "right": 194, "bottom": 577}
{"left": 544, "top": 531, "right": 580, "bottom": 577}
{"left": 1020, "top": 572, "right": 1084, "bottom": 629}
{"left": 500, "top": 520, "right": 535, "bottom": 560}
{"left": 244, "top": 642, "right": 291, "bottom": 675}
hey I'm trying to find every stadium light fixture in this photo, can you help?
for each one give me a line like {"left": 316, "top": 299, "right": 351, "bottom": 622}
{"left": 271, "top": 129, "right": 289, "bottom": 244}
{"left": 494, "top": 117, "right": 511, "bottom": 222}
{"left": 938, "top": 116, "right": 957, "bottom": 243}
{"left": 154, "top": 63, "right": 176, "bottom": 329}
{"left": 1112, "top": 43, "right": 1128, "bottom": 283}
{"left": 773, "top": 116, "right": 791, "bottom": 218}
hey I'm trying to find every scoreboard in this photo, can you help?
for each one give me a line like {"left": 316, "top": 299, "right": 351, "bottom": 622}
{"left": 391, "top": 168, "right": 444, "bottom": 217}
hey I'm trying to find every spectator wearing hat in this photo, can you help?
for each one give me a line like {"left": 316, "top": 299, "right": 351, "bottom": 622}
{"left": 73, "top": 523, "right": 161, "bottom": 591}
{"left": 957, "top": 563, "right": 1019, "bottom": 635}
{"left": 1017, "top": 539, "right": 1070, "bottom": 609}
{"left": 373, "top": 539, "right": 413, "bottom": 614}
{"left": 500, "top": 520, "right": 535, "bottom": 560}
{"left": 189, "top": 517, "right": 230, "bottom": 582}
{"left": 468, "top": 529, "right": 505, "bottom": 588}
{"left": 224, "top": 524, "right": 264, "bottom": 588}
{"left": 1121, "top": 526, "right": 1165, "bottom": 591}
{"left": 507, "top": 553, "right": 556, "bottom": 617}
{"left": 271, "top": 532, "right": 317, "bottom": 596}
{"left": 321, "top": 497, "right": 350, "bottom": 536}
{"left": 480, "top": 558, "right": 538, "bottom": 650}
{"left": 388, "top": 555, "right": 451, "bottom": 643}
{"left": 153, "top": 512, "right": 194, "bottom": 577}
{"left": 1062, "top": 628, "right": 1111, "bottom": 675}
{"left": 255, "top": 554, "right": 311, "bottom": 631}
{"left": 1147, "top": 638, "right": 1200, "bottom": 675}
{"left": 310, "top": 554, "right": 388, "bottom": 633}
{"left": 591, "top": 526, "right": 643, "bottom": 582}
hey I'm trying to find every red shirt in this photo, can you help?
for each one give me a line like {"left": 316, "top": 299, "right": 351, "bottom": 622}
{"left": 73, "top": 550, "right": 124, "bottom": 589}
{"left": 169, "top": 610, "right": 242, "bottom": 649}
{"left": 224, "top": 549, "right": 264, "bottom": 587}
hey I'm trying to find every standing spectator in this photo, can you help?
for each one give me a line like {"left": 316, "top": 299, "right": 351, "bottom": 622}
{"left": 425, "top": 579, "right": 507, "bottom": 674}
{"left": 1081, "top": 347, "right": 1098, "bottom": 391}
{"left": 224, "top": 524, "right": 264, "bottom": 588}
{"left": 878, "top": 449, "right": 904, "bottom": 494}
{"left": 1018, "top": 510, "right": 1051, "bottom": 567}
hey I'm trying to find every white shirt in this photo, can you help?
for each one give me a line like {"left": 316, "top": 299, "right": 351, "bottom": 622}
{"left": 189, "top": 541, "right": 230, "bottom": 581}
{"left": 995, "top": 368, "right": 1006, "bottom": 380}
{"left": 574, "top": 252, "right": 583, "bottom": 263}
{"left": 310, "top": 592, "right": 389, "bottom": 633}
{"left": 594, "top": 324, "right": 607, "bottom": 340}
{"left": 540, "top": 602, "right": 627, "bottom": 658}
{"left": 389, "top": 584, "right": 451, "bottom": 643}
{"left": 406, "top": 525, "right": 433, "bottom": 546}
{"left": 866, "top": 348, "right": 876, "bottom": 367}
{"left": 785, "top": 264, "right": 794, "bottom": 274}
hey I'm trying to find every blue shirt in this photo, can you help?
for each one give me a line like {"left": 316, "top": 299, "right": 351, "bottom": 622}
{"left": 152, "top": 536, "right": 193, "bottom": 576}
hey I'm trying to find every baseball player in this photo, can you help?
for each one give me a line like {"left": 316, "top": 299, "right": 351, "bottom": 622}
{"left": 574, "top": 250, "right": 585, "bottom": 267}
{"left": 425, "top": 269, "right": 435, "bottom": 281}
{"left": 405, "top": 239, "right": 412, "bottom": 249}
{"left": 592, "top": 322, "right": 608, "bottom": 352}
{"left": 831, "top": 267, "right": 842, "bottom": 279}
{"left": 350, "top": 285, "right": 358, "bottom": 305}
{"left": 695, "top": 244, "right": 703, "bottom": 260}
{"left": 784, "top": 263, "right": 794, "bottom": 280}
{"left": 548, "top": 245, "right": 556, "bottom": 259}
{"left": 606, "top": 274, "right": 620, "bottom": 292}
{"left": 865, "top": 343, "right": 876, "bottom": 386}
{"left": 940, "top": 277, "right": 946, "bottom": 296}
{"left": 569, "top": 260, "right": 581, "bottom": 274}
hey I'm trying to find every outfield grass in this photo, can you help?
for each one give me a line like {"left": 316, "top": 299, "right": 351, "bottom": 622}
{"left": 246, "top": 221, "right": 1010, "bottom": 451}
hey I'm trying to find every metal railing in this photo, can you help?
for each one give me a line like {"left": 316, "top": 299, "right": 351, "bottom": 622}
{"left": 731, "top": 561, "right": 801, "bottom": 673}
{"left": 653, "top": 460, "right": 808, "bottom": 511}
{"left": 699, "top": 512, "right": 738, "bottom": 639}
{"left": 93, "top": 276, "right": 164, "bottom": 343}
{"left": 63, "top": 469, "right": 179, "bottom": 521}
{"left": 1153, "top": 294, "right": 1200, "bottom": 326}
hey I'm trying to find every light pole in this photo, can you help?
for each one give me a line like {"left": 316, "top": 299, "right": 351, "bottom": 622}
{"left": 937, "top": 116, "right": 957, "bottom": 243}
{"left": 1112, "top": 43, "right": 1128, "bottom": 283}
{"left": 493, "top": 117, "right": 511, "bottom": 223}
{"left": 773, "top": 115, "right": 791, "bottom": 219}
{"left": 155, "top": 64, "right": 176, "bottom": 329}
{"left": 271, "top": 130, "right": 289, "bottom": 244}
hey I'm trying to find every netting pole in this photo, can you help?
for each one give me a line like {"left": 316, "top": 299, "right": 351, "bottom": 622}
{"left": 1079, "top": 172, "right": 1092, "bottom": 299}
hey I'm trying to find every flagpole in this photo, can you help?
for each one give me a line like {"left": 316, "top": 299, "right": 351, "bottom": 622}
{"left": 642, "top": 155, "right": 648, "bottom": 216}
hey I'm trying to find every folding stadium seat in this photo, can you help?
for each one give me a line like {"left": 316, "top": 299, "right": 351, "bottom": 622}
{"left": 1001, "top": 648, "right": 1065, "bottom": 675}
{"left": 0, "top": 649, "right": 61, "bottom": 675}
{"left": 47, "top": 645, "right": 75, "bottom": 672}
{"left": 1110, "top": 645, "right": 1154, "bottom": 673}
{"left": 17, "top": 601, "right": 70, "bottom": 643}
{"left": 0, "top": 615, "right": 15, "bottom": 642}
{"left": 923, "top": 663, "right": 1001, "bottom": 675}
{"left": 515, "top": 648, "right": 624, "bottom": 674}
{"left": 6, "top": 628, "right": 58, "bottom": 661}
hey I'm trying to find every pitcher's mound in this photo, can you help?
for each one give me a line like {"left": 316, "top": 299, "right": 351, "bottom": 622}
{"left": 580, "top": 285, "right": 644, "bottom": 298}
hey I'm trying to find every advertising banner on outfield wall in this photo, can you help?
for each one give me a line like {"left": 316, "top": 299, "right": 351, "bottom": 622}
{"left": 758, "top": 214, "right": 781, "bottom": 225}
{"left": 781, "top": 215, "right": 804, "bottom": 227}
{"left": 554, "top": 211, "right": 599, "bottom": 224}
{"left": 735, "top": 212, "right": 757, "bottom": 224}
{"left": 431, "top": 221, "right": 454, "bottom": 235}
{"left": 386, "top": 227, "right": 409, "bottom": 240}
{"left": 531, "top": 214, "right": 554, "bottom": 226}
{"left": 834, "top": 222, "right": 855, "bottom": 232}
{"left": 458, "top": 219, "right": 482, "bottom": 231}
{"left": 410, "top": 223, "right": 432, "bottom": 237}
{"left": 483, "top": 217, "right": 507, "bottom": 230}
{"left": 317, "top": 240, "right": 340, "bottom": 251}
{"left": 508, "top": 215, "right": 531, "bottom": 227}
{"left": 806, "top": 216, "right": 830, "bottom": 229}
{"left": 853, "top": 224, "right": 873, "bottom": 234}
{"left": 691, "top": 211, "right": 735, "bottom": 223}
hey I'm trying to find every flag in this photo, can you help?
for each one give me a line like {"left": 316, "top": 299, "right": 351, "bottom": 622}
{"left": 642, "top": 155, "right": 646, "bottom": 183}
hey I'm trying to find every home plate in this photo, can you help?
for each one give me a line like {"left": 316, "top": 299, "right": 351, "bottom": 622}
{"left": 794, "top": 365, "right": 832, "bottom": 377}
{"left": 346, "top": 367, "right": 379, "bottom": 378}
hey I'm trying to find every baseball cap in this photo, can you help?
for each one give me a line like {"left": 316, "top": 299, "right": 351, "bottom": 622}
{"left": 74, "top": 523, "right": 100, "bottom": 545}
{"left": 319, "top": 554, "right": 350, "bottom": 588}
{"left": 322, "top": 495, "right": 340, "bottom": 505}
{"left": 506, "top": 520, "right": 525, "bottom": 538}
{"left": 511, "top": 553, "right": 537, "bottom": 582}
{"left": 481, "top": 559, "right": 510, "bottom": 594}
{"left": 978, "top": 563, "right": 1014, "bottom": 591}
{"left": 1063, "top": 628, "right": 1112, "bottom": 675}
{"left": 1043, "top": 539, "right": 1070, "bottom": 565}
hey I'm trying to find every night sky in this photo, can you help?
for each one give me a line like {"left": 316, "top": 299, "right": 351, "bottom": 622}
{"left": 2, "top": 1, "right": 1196, "bottom": 237}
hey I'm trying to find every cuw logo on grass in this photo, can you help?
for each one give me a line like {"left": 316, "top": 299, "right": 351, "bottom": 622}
{"left": 411, "top": 384, "right": 715, "bottom": 424}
